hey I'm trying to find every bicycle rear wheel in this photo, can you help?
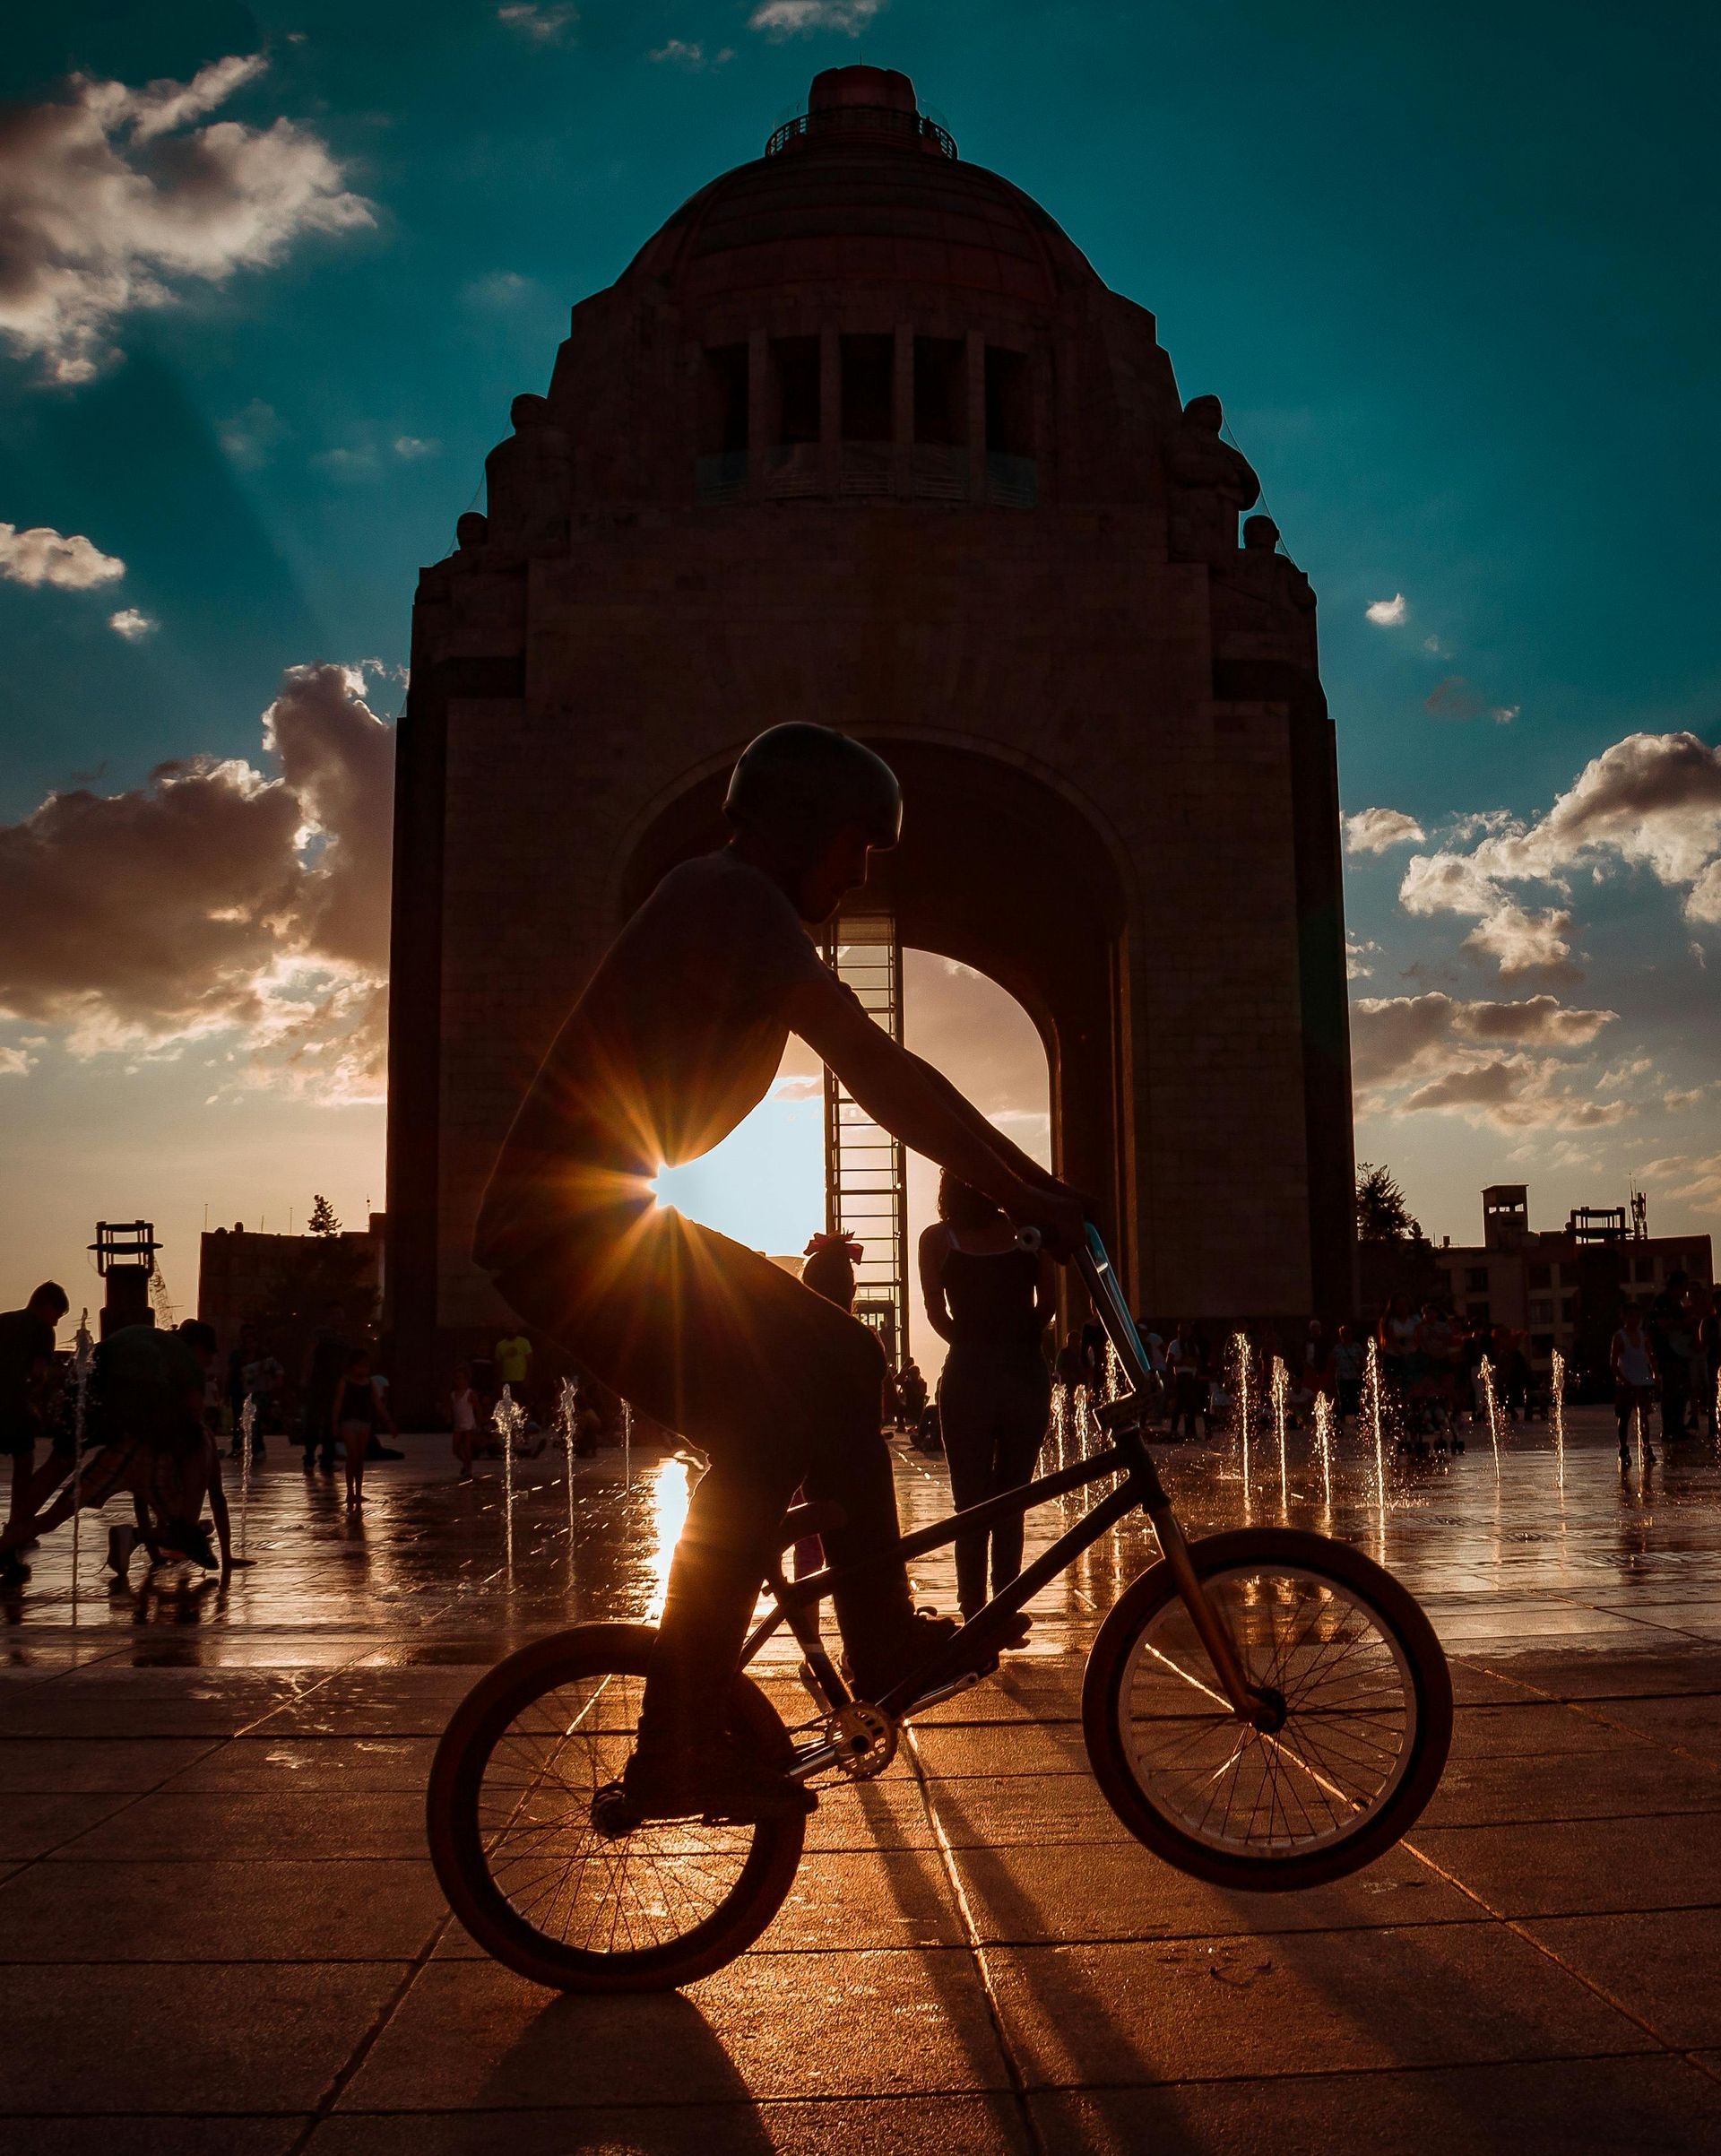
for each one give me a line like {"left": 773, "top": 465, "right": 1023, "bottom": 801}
{"left": 426, "top": 1623, "right": 806, "bottom": 1991}
{"left": 1083, "top": 1528, "right": 1450, "bottom": 1891}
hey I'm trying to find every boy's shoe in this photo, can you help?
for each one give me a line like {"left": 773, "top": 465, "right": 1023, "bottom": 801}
{"left": 843, "top": 1608, "right": 991, "bottom": 1700}
{"left": 105, "top": 1523, "right": 136, "bottom": 1578}
{"left": 621, "top": 1737, "right": 814, "bottom": 1824}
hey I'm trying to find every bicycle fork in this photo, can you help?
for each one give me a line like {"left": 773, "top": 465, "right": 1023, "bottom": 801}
{"left": 1143, "top": 1494, "right": 1284, "bottom": 1734}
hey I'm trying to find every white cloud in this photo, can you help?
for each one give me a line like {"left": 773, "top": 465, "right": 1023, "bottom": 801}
{"left": 313, "top": 445, "right": 377, "bottom": 479}
{"left": 463, "top": 269, "right": 530, "bottom": 307}
{"left": 1423, "top": 634, "right": 1446, "bottom": 656}
{"left": 0, "top": 1046, "right": 35, "bottom": 1078}
{"left": 1399, "top": 850, "right": 1576, "bottom": 977}
{"left": 1350, "top": 990, "right": 1622, "bottom": 1131}
{"left": 1639, "top": 1153, "right": 1721, "bottom": 1211}
{"left": 1365, "top": 593, "right": 1407, "bottom": 626}
{"left": 0, "top": 662, "right": 393, "bottom": 1100}
{"left": 218, "top": 397, "right": 287, "bottom": 468}
{"left": 497, "top": 4, "right": 578, "bottom": 42}
{"left": 651, "top": 40, "right": 736, "bottom": 69}
{"left": 1492, "top": 704, "right": 1519, "bottom": 726}
{"left": 1414, "top": 732, "right": 1721, "bottom": 945}
{"left": 108, "top": 606, "right": 157, "bottom": 640}
{"left": 1345, "top": 806, "right": 1425, "bottom": 855}
{"left": 393, "top": 435, "right": 439, "bottom": 460}
{"left": 1345, "top": 937, "right": 1379, "bottom": 981}
{"left": 0, "top": 56, "right": 373, "bottom": 383}
{"left": 750, "top": 1, "right": 886, "bottom": 35}
{"left": 0, "top": 522, "right": 125, "bottom": 590}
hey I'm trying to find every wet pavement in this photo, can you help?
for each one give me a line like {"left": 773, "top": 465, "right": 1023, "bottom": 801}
{"left": 3, "top": 1404, "right": 1720, "bottom": 2152}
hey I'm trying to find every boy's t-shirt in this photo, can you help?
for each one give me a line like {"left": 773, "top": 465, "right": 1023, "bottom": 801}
{"left": 477, "top": 850, "right": 835, "bottom": 1268}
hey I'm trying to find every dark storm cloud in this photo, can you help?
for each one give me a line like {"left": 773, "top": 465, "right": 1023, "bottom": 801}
{"left": 0, "top": 663, "right": 393, "bottom": 1095}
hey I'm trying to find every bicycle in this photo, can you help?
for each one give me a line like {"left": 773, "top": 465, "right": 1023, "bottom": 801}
{"left": 427, "top": 1226, "right": 1452, "bottom": 1991}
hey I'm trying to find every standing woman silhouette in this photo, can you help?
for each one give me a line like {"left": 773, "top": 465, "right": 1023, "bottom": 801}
{"left": 919, "top": 1171, "right": 1057, "bottom": 1645}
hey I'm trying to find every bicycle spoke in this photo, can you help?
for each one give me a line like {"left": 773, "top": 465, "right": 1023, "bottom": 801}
{"left": 1121, "top": 1563, "right": 1416, "bottom": 1859}
{"left": 469, "top": 1663, "right": 762, "bottom": 1960}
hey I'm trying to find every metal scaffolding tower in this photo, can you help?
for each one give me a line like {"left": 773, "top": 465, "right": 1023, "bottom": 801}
{"left": 821, "top": 912, "right": 909, "bottom": 1367}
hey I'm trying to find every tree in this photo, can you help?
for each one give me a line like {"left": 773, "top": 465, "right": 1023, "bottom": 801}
{"left": 1355, "top": 1163, "right": 1423, "bottom": 1244}
{"left": 307, "top": 1194, "right": 342, "bottom": 1239}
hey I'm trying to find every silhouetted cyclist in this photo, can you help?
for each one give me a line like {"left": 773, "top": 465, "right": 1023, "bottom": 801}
{"left": 476, "top": 723, "right": 1085, "bottom": 1823}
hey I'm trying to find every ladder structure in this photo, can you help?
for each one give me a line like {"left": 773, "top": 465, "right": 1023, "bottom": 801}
{"left": 820, "top": 913, "right": 909, "bottom": 1368}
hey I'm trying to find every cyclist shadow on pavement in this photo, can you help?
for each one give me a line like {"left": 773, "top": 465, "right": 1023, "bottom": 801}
{"left": 478, "top": 1988, "right": 778, "bottom": 2147}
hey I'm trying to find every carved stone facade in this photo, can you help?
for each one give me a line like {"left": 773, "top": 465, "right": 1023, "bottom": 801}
{"left": 386, "top": 65, "right": 1355, "bottom": 1395}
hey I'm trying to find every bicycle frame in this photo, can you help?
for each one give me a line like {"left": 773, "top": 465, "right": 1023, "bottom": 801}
{"left": 739, "top": 1225, "right": 1266, "bottom": 1774}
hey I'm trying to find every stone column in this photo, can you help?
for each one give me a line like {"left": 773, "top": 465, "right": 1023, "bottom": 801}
{"left": 746, "top": 327, "right": 769, "bottom": 500}
{"left": 891, "top": 321, "right": 914, "bottom": 494}
{"left": 820, "top": 325, "right": 842, "bottom": 491}
{"left": 965, "top": 329, "right": 987, "bottom": 502}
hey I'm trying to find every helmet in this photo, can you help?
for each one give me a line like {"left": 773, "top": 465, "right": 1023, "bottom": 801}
{"left": 723, "top": 724, "right": 903, "bottom": 852}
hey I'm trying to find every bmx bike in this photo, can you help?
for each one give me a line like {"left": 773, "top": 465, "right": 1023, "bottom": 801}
{"left": 427, "top": 1227, "right": 1451, "bottom": 1991}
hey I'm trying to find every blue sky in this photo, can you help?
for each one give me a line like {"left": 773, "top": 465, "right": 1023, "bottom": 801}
{"left": 3, "top": 1, "right": 1719, "bottom": 1316}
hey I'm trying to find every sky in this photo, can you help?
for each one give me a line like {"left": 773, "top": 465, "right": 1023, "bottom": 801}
{"left": 3, "top": 0, "right": 1720, "bottom": 1331}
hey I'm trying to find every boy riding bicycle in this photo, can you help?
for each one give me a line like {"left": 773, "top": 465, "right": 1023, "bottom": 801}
{"left": 475, "top": 723, "right": 1085, "bottom": 1823}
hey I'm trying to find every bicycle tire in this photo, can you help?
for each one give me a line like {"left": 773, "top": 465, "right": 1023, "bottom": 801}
{"left": 1082, "top": 1528, "right": 1451, "bottom": 1892}
{"left": 426, "top": 1622, "right": 807, "bottom": 1991}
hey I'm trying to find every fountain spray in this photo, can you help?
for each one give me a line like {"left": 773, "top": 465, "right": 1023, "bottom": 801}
{"left": 557, "top": 1375, "right": 578, "bottom": 1552}
{"left": 492, "top": 1384, "right": 526, "bottom": 1572}
{"left": 1270, "top": 1355, "right": 1290, "bottom": 1509}
{"left": 1550, "top": 1347, "right": 1567, "bottom": 1494}
{"left": 1479, "top": 1355, "right": 1502, "bottom": 1482}
{"left": 237, "top": 1394, "right": 256, "bottom": 1554}
{"left": 622, "top": 1396, "right": 634, "bottom": 1492}
{"left": 1362, "top": 1335, "right": 1388, "bottom": 1510}
{"left": 68, "top": 1312, "right": 94, "bottom": 1618}
{"left": 1313, "top": 1390, "right": 1335, "bottom": 1511}
{"left": 1231, "top": 1332, "right": 1253, "bottom": 1510}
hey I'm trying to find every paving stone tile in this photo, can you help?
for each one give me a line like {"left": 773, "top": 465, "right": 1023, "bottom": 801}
{"left": 945, "top": 1838, "right": 1482, "bottom": 1944}
{"left": 0, "top": 1737, "right": 218, "bottom": 1793}
{"left": 1408, "top": 1814, "right": 1721, "bottom": 1918}
{"left": 984, "top": 1924, "right": 1654, "bottom": 2088}
{"left": 1447, "top": 1705, "right": 1639, "bottom": 1761}
{"left": 0, "top": 2124, "right": 304, "bottom": 2155}
{"left": 1423, "top": 1747, "right": 1721, "bottom": 1826}
{"left": 0, "top": 1858, "right": 446, "bottom": 1961}
{"left": 162, "top": 1736, "right": 437, "bottom": 1792}
{"left": 309, "top": 2095, "right": 1029, "bottom": 2154}
{"left": 0, "top": 1790, "right": 130, "bottom": 1859}
{"left": 1031, "top": 2055, "right": 1721, "bottom": 2155}
{"left": 0, "top": 1961, "right": 408, "bottom": 2113}
{"left": 1522, "top": 1908, "right": 1721, "bottom": 2048}
{"left": 56, "top": 1788, "right": 432, "bottom": 1861}
{"left": 342, "top": 1952, "right": 1014, "bottom": 2108}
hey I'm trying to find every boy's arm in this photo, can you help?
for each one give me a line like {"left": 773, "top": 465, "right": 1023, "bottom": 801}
{"left": 785, "top": 970, "right": 1085, "bottom": 1251}
{"left": 917, "top": 1226, "right": 956, "bottom": 1344}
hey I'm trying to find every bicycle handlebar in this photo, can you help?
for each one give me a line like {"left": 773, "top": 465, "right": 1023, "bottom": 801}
{"left": 1018, "top": 1221, "right": 1155, "bottom": 1402}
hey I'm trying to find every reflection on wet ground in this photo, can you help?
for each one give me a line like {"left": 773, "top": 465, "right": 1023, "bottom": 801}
{"left": 4, "top": 1406, "right": 1717, "bottom": 1660}
{"left": 2, "top": 1407, "right": 1720, "bottom": 2152}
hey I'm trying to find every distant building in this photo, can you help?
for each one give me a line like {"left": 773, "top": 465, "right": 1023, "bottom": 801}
{"left": 1432, "top": 1184, "right": 1711, "bottom": 1388}
{"left": 197, "top": 1217, "right": 386, "bottom": 1395}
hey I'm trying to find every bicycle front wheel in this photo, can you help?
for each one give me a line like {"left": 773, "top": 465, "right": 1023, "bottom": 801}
{"left": 1083, "top": 1528, "right": 1450, "bottom": 1892}
{"left": 426, "top": 1623, "right": 806, "bottom": 1992}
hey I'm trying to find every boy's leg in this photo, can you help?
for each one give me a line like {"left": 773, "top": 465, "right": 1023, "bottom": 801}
{"left": 491, "top": 1205, "right": 929, "bottom": 1755}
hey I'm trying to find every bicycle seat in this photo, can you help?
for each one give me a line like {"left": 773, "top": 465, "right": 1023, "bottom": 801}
{"left": 780, "top": 1501, "right": 845, "bottom": 1549}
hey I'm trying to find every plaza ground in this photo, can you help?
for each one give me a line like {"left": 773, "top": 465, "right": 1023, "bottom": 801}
{"left": 3, "top": 1406, "right": 1721, "bottom": 2152}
